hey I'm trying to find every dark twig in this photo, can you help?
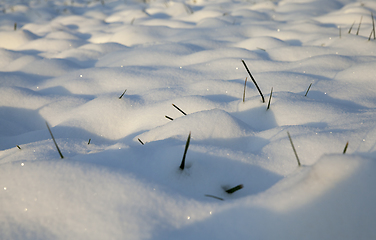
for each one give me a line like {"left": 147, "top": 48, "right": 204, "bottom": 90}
{"left": 172, "top": 104, "right": 187, "bottom": 115}
{"left": 305, "top": 83, "right": 312, "bottom": 97}
{"left": 46, "top": 122, "right": 64, "bottom": 159}
{"left": 348, "top": 21, "right": 355, "bottom": 34}
{"left": 356, "top": 16, "right": 363, "bottom": 35}
{"left": 119, "top": 89, "right": 127, "bottom": 99}
{"left": 343, "top": 141, "right": 349, "bottom": 154}
{"left": 241, "top": 59, "right": 265, "bottom": 103}
{"left": 88, "top": 139, "right": 91, "bottom": 145}
{"left": 372, "top": 12, "right": 375, "bottom": 39}
{"left": 225, "top": 184, "right": 243, "bottom": 194}
{"left": 180, "top": 132, "right": 191, "bottom": 170}
{"left": 16, "top": 145, "right": 21, "bottom": 150}
{"left": 369, "top": 29, "right": 373, "bottom": 41}
{"left": 205, "top": 194, "right": 224, "bottom": 201}
{"left": 287, "top": 131, "right": 301, "bottom": 167}
{"left": 243, "top": 77, "right": 247, "bottom": 102}
{"left": 165, "top": 115, "right": 174, "bottom": 121}
{"left": 267, "top": 87, "right": 273, "bottom": 110}
{"left": 14, "top": 22, "right": 17, "bottom": 31}
{"left": 138, "top": 138, "right": 144, "bottom": 145}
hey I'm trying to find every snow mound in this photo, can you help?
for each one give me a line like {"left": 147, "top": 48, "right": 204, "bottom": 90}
{"left": 137, "top": 109, "right": 253, "bottom": 142}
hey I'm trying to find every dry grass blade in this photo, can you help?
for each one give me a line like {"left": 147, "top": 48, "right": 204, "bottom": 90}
{"left": 372, "top": 12, "right": 375, "bottom": 39}
{"left": 205, "top": 194, "right": 224, "bottom": 201}
{"left": 339, "top": 26, "right": 341, "bottom": 38}
{"left": 180, "top": 132, "right": 191, "bottom": 170}
{"left": 305, "top": 83, "right": 312, "bottom": 97}
{"left": 138, "top": 138, "right": 144, "bottom": 145}
{"left": 225, "top": 184, "right": 243, "bottom": 194}
{"left": 14, "top": 22, "right": 17, "bottom": 31}
{"left": 368, "top": 29, "right": 373, "bottom": 41}
{"left": 243, "top": 77, "right": 247, "bottom": 102}
{"left": 267, "top": 87, "right": 273, "bottom": 110}
{"left": 165, "top": 115, "right": 174, "bottom": 121}
{"left": 356, "top": 16, "right": 363, "bottom": 35}
{"left": 46, "top": 122, "right": 64, "bottom": 159}
{"left": 287, "top": 131, "right": 301, "bottom": 167}
{"left": 343, "top": 141, "right": 349, "bottom": 154}
{"left": 119, "top": 89, "right": 127, "bottom": 99}
{"left": 172, "top": 104, "right": 187, "bottom": 115}
{"left": 241, "top": 59, "right": 265, "bottom": 103}
{"left": 348, "top": 21, "right": 355, "bottom": 34}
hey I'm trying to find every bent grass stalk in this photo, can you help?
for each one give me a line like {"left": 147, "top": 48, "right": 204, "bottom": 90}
{"left": 180, "top": 132, "right": 191, "bottom": 170}
{"left": 46, "top": 122, "right": 64, "bottom": 159}
{"left": 267, "top": 87, "right": 273, "bottom": 110}
{"left": 305, "top": 83, "right": 312, "bottom": 97}
{"left": 287, "top": 131, "right": 301, "bottom": 167}
{"left": 225, "top": 184, "right": 243, "bottom": 194}
{"left": 241, "top": 59, "right": 265, "bottom": 103}
{"left": 172, "top": 104, "right": 187, "bottom": 115}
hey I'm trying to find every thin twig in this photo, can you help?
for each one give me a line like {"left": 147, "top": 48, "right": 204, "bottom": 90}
{"left": 165, "top": 115, "right": 174, "bottom": 121}
{"left": 88, "top": 139, "right": 91, "bottom": 145}
{"left": 267, "top": 87, "right": 273, "bottom": 110}
{"left": 241, "top": 59, "right": 265, "bottom": 103}
{"left": 205, "top": 194, "right": 224, "bottom": 201}
{"left": 180, "top": 132, "right": 191, "bottom": 170}
{"left": 14, "top": 22, "right": 17, "bottom": 31}
{"left": 287, "top": 131, "right": 301, "bottom": 167}
{"left": 343, "top": 141, "right": 349, "bottom": 154}
{"left": 16, "top": 145, "right": 21, "bottom": 150}
{"left": 356, "top": 16, "right": 363, "bottom": 35}
{"left": 243, "top": 77, "right": 247, "bottom": 102}
{"left": 138, "top": 138, "right": 144, "bottom": 145}
{"left": 305, "top": 83, "right": 312, "bottom": 97}
{"left": 172, "top": 104, "right": 187, "bottom": 115}
{"left": 119, "top": 89, "right": 127, "bottom": 99}
{"left": 348, "top": 21, "right": 355, "bottom": 34}
{"left": 46, "top": 122, "right": 64, "bottom": 159}
{"left": 225, "top": 184, "right": 243, "bottom": 194}
{"left": 372, "top": 12, "right": 375, "bottom": 39}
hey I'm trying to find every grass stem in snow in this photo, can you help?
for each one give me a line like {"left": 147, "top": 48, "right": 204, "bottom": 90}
{"left": 172, "top": 104, "right": 187, "bottom": 115}
{"left": 343, "top": 141, "right": 349, "bottom": 154}
{"left": 46, "top": 122, "right": 64, "bottom": 159}
{"left": 356, "top": 16, "right": 363, "bottom": 35}
{"left": 14, "top": 22, "right": 17, "bottom": 31}
{"left": 241, "top": 59, "right": 265, "bottom": 103}
{"left": 225, "top": 184, "right": 243, "bottom": 194}
{"left": 267, "top": 87, "right": 273, "bottom": 110}
{"left": 305, "top": 83, "right": 312, "bottom": 97}
{"left": 119, "top": 89, "right": 127, "bottom": 99}
{"left": 339, "top": 26, "right": 341, "bottom": 38}
{"left": 205, "top": 194, "right": 224, "bottom": 201}
{"left": 138, "top": 138, "right": 144, "bottom": 145}
{"left": 287, "top": 131, "right": 301, "bottom": 167}
{"left": 16, "top": 145, "right": 21, "bottom": 150}
{"left": 348, "top": 21, "right": 355, "bottom": 34}
{"left": 243, "top": 77, "right": 247, "bottom": 102}
{"left": 372, "top": 12, "right": 376, "bottom": 39}
{"left": 88, "top": 139, "right": 91, "bottom": 145}
{"left": 180, "top": 132, "right": 191, "bottom": 170}
{"left": 165, "top": 115, "right": 174, "bottom": 121}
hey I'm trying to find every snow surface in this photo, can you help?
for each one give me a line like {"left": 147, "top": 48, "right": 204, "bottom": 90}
{"left": 0, "top": 0, "right": 376, "bottom": 239}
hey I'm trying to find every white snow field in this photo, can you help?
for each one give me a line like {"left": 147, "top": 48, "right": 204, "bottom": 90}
{"left": 1, "top": 0, "right": 376, "bottom": 239}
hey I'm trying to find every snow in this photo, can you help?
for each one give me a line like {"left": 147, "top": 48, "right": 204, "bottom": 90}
{"left": 0, "top": 0, "right": 375, "bottom": 239}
